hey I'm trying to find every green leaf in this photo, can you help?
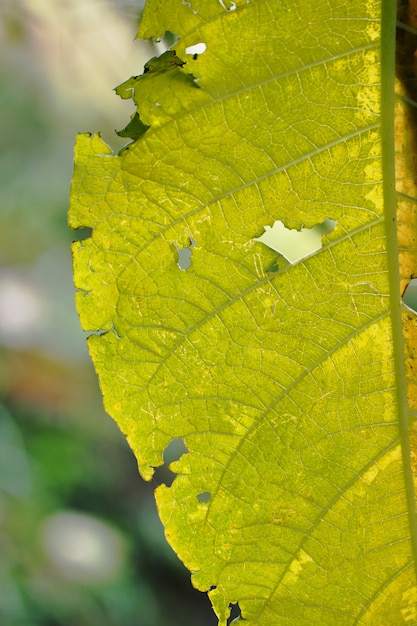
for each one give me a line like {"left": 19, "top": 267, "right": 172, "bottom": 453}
{"left": 69, "top": 0, "right": 417, "bottom": 623}
{"left": 116, "top": 112, "right": 149, "bottom": 142}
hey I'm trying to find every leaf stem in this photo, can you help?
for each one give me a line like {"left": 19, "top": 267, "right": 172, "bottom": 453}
{"left": 381, "top": 0, "right": 417, "bottom": 570}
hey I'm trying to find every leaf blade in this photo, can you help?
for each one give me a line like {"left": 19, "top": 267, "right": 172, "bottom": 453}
{"left": 69, "top": 0, "right": 417, "bottom": 623}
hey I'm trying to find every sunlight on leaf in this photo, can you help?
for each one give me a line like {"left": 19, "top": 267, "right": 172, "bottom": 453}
{"left": 69, "top": 0, "right": 417, "bottom": 623}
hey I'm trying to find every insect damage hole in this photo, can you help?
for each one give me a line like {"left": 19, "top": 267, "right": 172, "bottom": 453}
{"left": 218, "top": 0, "right": 237, "bottom": 10}
{"left": 197, "top": 491, "right": 211, "bottom": 503}
{"left": 152, "top": 438, "right": 188, "bottom": 487}
{"left": 227, "top": 602, "right": 243, "bottom": 623}
{"left": 185, "top": 42, "right": 207, "bottom": 58}
{"left": 175, "top": 236, "right": 196, "bottom": 271}
{"left": 255, "top": 218, "right": 337, "bottom": 264}
{"left": 403, "top": 278, "right": 417, "bottom": 313}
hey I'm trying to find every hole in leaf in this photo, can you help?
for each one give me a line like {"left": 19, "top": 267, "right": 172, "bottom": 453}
{"left": 175, "top": 236, "right": 196, "bottom": 271}
{"left": 85, "top": 322, "right": 120, "bottom": 340}
{"left": 218, "top": 0, "right": 237, "bottom": 10}
{"left": 164, "top": 437, "right": 188, "bottom": 464}
{"left": 227, "top": 602, "right": 243, "bottom": 623}
{"left": 197, "top": 491, "right": 211, "bottom": 503}
{"left": 185, "top": 42, "right": 207, "bottom": 57}
{"left": 183, "top": 1, "right": 200, "bottom": 14}
{"left": 152, "top": 438, "right": 188, "bottom": 487}
{"left": 150, "top": 464, "right": 176, "bottom": 487}
{"left": 72, "top": 227, "right": 92, "bottom": 242}
{"left": 255, "top": 218, "right": 337, "bottom": 264}
{"left": 403, "top": 278, "right": 417, "bottom": 313}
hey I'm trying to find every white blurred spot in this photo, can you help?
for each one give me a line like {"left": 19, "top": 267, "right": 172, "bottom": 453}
{"left": 185, "top": 42, "right": 207, "bottom": 56}
{"left": 18, "top": 0, "right": 153, "bottom": 122}
{"left": 40, "top": 511, "right": 126, "bottom": 583}
{"left": 0, "top": 276, "right": 43, "bottom": 341}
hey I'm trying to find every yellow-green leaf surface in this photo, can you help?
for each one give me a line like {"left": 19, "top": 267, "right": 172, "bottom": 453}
{"left": 69, "top": 0, "right": 417, "bottom": 623}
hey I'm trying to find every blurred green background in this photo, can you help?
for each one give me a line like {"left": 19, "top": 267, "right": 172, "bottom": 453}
{"left": 0, "top": 1, "right": 217, "bottom": 624}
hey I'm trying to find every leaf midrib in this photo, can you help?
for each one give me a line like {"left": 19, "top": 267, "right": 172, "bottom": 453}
{"left": 381, "top": 0, "right": 417, "bottom": 576}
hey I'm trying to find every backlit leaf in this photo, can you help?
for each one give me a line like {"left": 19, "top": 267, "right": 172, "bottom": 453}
{"left": 69, "top": 1, "right": 417, "bottom": 623}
